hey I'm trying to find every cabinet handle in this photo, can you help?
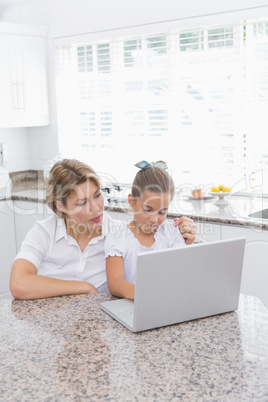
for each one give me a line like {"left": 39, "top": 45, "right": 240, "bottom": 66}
{"left": 12, "top": 82, "right": 19, "bottom": 111}
{"left": 18, "top": 82, "right": 25, "bottom": 111}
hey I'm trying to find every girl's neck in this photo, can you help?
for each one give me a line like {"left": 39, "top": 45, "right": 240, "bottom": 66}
{"left": 128, "top": 220, "right": 156, "bottom": 248}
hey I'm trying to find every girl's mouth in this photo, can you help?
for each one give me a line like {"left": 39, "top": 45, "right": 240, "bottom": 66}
{"left": 143, "top": 224, "right": 158, "bottom": 232}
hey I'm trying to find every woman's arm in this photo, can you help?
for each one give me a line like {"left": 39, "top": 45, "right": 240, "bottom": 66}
{"left": 106, "top": 256, "right": 135, "bottom": 300}
{"left": 10, "top": 259, "right": 98, "bottom": 300}
{"left": 174, "top": 216, "right": 197, "bottom": 245}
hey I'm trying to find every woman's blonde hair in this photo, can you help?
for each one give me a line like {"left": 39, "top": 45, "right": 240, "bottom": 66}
{"left": 46, "top": 159, "right": 100, "bottom": 217}
{"left": 131, "top": 167, "right": 174, "bottom": 200}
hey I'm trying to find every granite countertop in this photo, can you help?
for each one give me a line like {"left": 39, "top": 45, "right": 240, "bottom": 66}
{"left": 1, "top": 171, "right": 268, "bottom": 229}
{"left": 5, "top": 179, "right": 268, "bottom": 229}
{"left": 0, "top": 293, "right": 267, "bottom": 401}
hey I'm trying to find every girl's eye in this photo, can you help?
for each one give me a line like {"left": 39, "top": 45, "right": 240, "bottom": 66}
{"left": 77, "top": 201, "right": 86, "bottom": 206}
{"left": 142, "top": 207, "right": 151, "bottom": 213}
{"left": 159, "top": 210, "right": 167, "bottom": 215}
{"left": 95, "top": 192, "right": 102, "bottom": 199}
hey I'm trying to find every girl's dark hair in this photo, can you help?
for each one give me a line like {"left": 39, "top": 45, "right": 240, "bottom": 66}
{"left": 131, "top": 167, "right": 175, "bottom": 199}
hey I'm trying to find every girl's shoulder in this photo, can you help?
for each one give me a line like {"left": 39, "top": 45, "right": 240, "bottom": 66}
{"left": 105, "top": 217, "right": 128, "bottom": 239}
{"left": 104, "top": 220, "right": 129, "bottom": 258}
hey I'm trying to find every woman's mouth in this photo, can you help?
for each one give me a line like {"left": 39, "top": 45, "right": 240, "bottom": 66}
{"left": 91, "top": 215, "right": 102, "bottom": 223}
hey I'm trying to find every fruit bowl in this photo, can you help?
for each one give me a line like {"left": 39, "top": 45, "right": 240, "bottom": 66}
{"left": 208, "top": 191, "right": 231, "bottom": 207}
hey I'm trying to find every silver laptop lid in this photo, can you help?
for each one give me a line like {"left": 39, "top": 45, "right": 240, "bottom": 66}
{"left": 133, "top": 238, "right": 246, "bottom": 332}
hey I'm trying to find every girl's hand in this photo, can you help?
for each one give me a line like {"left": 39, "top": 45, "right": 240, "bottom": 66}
{"left": 174, "top": 216, "right": 196, "bottom": 245}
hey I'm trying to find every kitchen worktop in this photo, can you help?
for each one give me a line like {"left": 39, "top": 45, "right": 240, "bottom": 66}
{"left": 4, "top": 179, "right": 268, "bottom": 229}
{"left": 0, "top": 293, "right": 267, "bottom": 401}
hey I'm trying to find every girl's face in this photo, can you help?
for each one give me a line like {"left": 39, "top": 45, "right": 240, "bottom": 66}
{"left": 128, "top": 190, "right": 172, "bottom": 234}
{"left": 56, "top": 180, "right": 104, "bottom": 233}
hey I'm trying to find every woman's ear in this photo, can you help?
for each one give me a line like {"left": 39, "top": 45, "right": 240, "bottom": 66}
{"left": 128, "top": 193, "right": 134, "bottom": 207}
{"left": 54, "top": 200, "right": 65, "bottom": 213}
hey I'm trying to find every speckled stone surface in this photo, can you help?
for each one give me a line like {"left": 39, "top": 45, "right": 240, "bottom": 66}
{"left": 0, "top": 294, "right": 267, "bottom": 401}
{"left": 9, "top": 170, "right": 44, "bottom": 184}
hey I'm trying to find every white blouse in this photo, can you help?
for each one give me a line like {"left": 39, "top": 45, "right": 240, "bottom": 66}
{"left": 14, "top": 213, "right": 114, "bottom": 293}
{"left": 104, "top": 220, "right": 185, "bottom": 284}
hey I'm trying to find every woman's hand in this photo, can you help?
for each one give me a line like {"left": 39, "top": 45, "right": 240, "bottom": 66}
{"left": 174, "top": 216, "right": 196, "bottom": 245}
{"left": 85, "top": 283, "right": 99, "bottom": 294}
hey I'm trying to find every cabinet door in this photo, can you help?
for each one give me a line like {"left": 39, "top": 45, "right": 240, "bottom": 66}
{"left": 0, "top": 32, "right": 48, "bottom": 127}
{"left": 17, "top": 35, "right": 48, "bottom": 125}
{"left": 0, "top": 34, "right": 16, "bottom": 119}
{"left": 222, "top": 225, "right": 268, "bottom": 309}
{"left": 13, "top": 200, "right": 45, "bottom": 253}
{"left": 0, "top": 201, "right": 16, "bottom": 297}
{"left": 195, "top": 221, "right": 221, "bottom": 243}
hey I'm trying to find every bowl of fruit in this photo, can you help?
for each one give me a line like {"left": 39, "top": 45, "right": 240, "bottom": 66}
{"left": 209, "top": 185, "right": 231, "bottom": 207}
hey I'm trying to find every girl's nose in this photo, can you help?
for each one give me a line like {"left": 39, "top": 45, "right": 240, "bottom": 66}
{"left": 150, "top": 214, "right": 158, "bottom": 223}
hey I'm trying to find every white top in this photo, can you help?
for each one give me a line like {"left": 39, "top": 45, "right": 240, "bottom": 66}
{"left": 14, "top": 213, "right": 114, "bottom": 293}
{"left": 104, "top": 221, "right": 185, "bottom": 284}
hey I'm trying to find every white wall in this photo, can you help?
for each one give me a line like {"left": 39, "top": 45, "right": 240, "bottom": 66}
{"left": 0, "top": 128, "right": 30, "bottom": 172}
{"left": 1, "top": 0, "right": 268, "bottom": 171}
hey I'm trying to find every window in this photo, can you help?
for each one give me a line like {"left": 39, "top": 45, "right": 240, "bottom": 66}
{"left": 55, "top": 20, "right": 268, "bottom": 193}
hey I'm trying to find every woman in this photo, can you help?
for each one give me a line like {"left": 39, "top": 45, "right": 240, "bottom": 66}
{"left": 10, "top": 159, "right": 196, "bottom": 300}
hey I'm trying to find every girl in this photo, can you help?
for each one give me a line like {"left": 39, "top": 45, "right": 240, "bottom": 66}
{"left": 105, "top": 161, "right": 188, "bottom": 300}
{"left": 10, "top": 159, "right": 196, "bottom": 300}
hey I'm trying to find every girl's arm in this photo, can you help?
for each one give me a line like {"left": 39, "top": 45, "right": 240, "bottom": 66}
{"left": 106, "top": 256, "right": 135, "bottom": 300}
{"left": 10, "top": 259, "right": 98, "bottom": 300}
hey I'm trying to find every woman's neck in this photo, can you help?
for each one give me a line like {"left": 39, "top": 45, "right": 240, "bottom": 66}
{"left": 65, "top": 218, "right": 102, "bottom": 243}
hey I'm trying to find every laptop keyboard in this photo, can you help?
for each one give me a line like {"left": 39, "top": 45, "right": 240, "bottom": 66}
{"left": 118, "top": 308, "right": 134, "bottom": 326}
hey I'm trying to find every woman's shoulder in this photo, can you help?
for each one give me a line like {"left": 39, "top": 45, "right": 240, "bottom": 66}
{"left": 18, "top": 214, "right": 58, "bottom": 252}
{"left": 36, "top": 214, "right": 58, "bottom": 231}
{"left": 29, "top": 214, "right": 63, "bottom": 241}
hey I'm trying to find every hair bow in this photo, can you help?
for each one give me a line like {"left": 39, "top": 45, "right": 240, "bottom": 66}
{"left": 134, "top": 160, "right": 168, "bottom": 170}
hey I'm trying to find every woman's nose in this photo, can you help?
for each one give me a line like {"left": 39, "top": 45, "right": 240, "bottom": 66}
{"left": 88, "top": 200, "right": 100, "bottom": 213}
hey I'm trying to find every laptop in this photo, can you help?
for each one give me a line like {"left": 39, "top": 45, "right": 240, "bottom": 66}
{"left": 100, "top": 238, "right": 246, "bottom": 332}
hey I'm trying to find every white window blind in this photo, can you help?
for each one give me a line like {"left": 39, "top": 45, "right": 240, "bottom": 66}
{"left": 55, "top": 19, "right": 268, "bottom": 192}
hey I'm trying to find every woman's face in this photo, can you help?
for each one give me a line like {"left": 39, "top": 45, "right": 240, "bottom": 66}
{"left": 60, "top": 180, "right": 104, "bottom": 232}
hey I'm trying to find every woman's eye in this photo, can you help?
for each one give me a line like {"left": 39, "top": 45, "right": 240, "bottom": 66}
{"left": 95, "top": 193, "right": 102, "bottom": 199}
{"left": 77, "top": 201, "right": 86, "bottom": 206}
{"left": 159, "top": 211, "right": 167, "bottom": 215}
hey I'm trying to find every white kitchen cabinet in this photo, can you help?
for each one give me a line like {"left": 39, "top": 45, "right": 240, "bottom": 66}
{"left": 0, "top": 200, "right": 16, "bottom": 298}
{"left": 221, "top": 224, "right": 268, "bottom": 309}
{"left": 195, "top": 221, "right": 221, "bottom": 243}
{"left": 13, "top": 200, "right": 46, "bottom": 253}
{"left": 0, "top": 23, "right": 49, "bottom": 128}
